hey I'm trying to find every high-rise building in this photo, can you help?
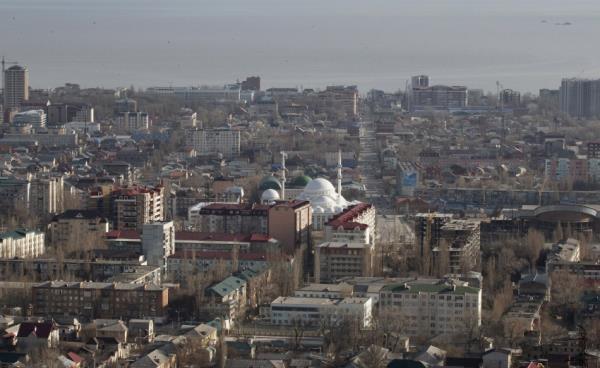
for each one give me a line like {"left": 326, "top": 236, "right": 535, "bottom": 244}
{"left": 241, "top": 76, "right": 261, "bottom": 91}
{"left": 411, "top": 85, "right": 468, "bottom": 111}
{"left": 142, "top": 221, "right": 175, "bottom": 272}
{"left": 318, "top": 85, "right": 359, "bottom": 117}
{"left": 111, "top": 186, "right": 165, "bottom": 231}
{"left": 3, "top": 65, "right": 29, "bottom": 110}
{"left": 411, "top": 75, "right": 429, "bottom": 88}
{"left": 500, "top": 89, "right": 521, "bottom": 108}
{"left": 116, "top": 111, "right": 149, "bottom": 131}
{"left": 559, "top": 78, "right": 600, "bottom": 119}
{"left": 47, "top": 103, "right": 94, "bottom": 124}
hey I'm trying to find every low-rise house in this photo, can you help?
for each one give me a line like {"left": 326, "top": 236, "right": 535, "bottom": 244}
{"left": 129, "top": 319, "right": 155, "bottom": 343}
{"left": 16, "top": 322, "right": 59, "bottom": 350}
{"left": 94, "top": 319, "right": 128, "bottom": 344}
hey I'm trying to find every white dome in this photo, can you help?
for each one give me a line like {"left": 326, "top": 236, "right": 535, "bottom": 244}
{"left": 261, "top": 189, "right": 280, "bottom": 202}
{"left": 300, "top": 178, "right": 336, "bottom": 198}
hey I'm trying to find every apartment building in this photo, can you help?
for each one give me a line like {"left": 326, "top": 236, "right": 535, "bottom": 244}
{"left": 324, "top": 203, "right": 376, "bottom": 246}
{"left": 0, "top": 229, "right": 45, "bottom": 258}
{"left": 48, "top": 210, "right": 109, "bottom": 247}
{"left": 13, "top": 109, "right": 46, "bottom": 129}
{"left": 314, "top": 242, "right": 375, "bottom": 283}
{"left": 270, "top": 296, "right": 373, "bottom": 328}
{"left": 185, "top": 128, "right": 241, "bottom": 157}
{"left": 267, "top": 200, "right": 312, "bottom": 253}
{"left": 200, "top": 276, "right": 247, "bottom": 324}
{"left": 47, "top": 103, "right": 95, "bottom": 124}
{"left": 29, "top": 175, "right": 64, "bottom": 218}
{"left": 318, "top": 85, "right": 359, "bottom": 117}
{"left": 115, "top": 111, "right": 149, "bottom": 131}
{"left": 415, "top": 213, "right": 454, "bottom": 257}
{"left": 32, "top": 281, "right": 169, "bottom": 320}
{"left": 379, "top": 278, "right": 482, "bottom": 338}
{"left": 411, "top": 85, "right": 468, "bottom": 111}
{"left": 544, "top": 158, "right": 600, "bottom": 184}
{"left": 167, "top": 251, "right": 268, "bottom": 284}
{"left": 434, "top": 219, "right": 481, "bottom": 274}
{"left": 112, "top": 185, "right": 165, "bottom": 231}
{"left": 559, "top": 78, "right": 600, "bottom": 119}
{"left": 191, "top": 203, "right": 270, "bottom": 234}
{"left": 141, "top": 221, "right": 175, "bottom": 270}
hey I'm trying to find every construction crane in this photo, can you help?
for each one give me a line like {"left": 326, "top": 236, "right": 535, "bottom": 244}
{"left": 1, "top": 56, "right": 19, "bottom": 109}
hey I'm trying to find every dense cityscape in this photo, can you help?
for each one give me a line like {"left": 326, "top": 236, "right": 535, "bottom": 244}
{"left": 0, "top": 52, "right": 600, "bottom": 367}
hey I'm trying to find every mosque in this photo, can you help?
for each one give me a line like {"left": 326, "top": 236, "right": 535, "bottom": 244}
{"left": 259, "top": 151, "right": 360, "bottom": 230}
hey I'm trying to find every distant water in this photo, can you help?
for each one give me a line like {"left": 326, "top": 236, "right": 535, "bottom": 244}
{"left": 2, "top": 0, "right": 600, "bottom": 93}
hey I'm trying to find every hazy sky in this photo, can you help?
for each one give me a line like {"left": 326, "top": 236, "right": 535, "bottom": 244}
{"left": 2, "top": 0, "right": 600, "bottom": 93}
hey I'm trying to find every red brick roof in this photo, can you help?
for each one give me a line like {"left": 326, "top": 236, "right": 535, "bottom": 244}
{"left": 325, "top": 203, "right": 373, "bottom": 229}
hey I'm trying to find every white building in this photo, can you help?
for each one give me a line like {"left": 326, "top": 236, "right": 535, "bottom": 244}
{"left": 185, "top": 128, "right": 241, "bottom": 157}
{"left": 63, "top": 121, "right": 101, "bottom": 134}
{"left": 296, "top": 151, "right": 362, "bottom": 230}
{"left": 141, "top": 221, "right": 175, "bottom": 272}
{"left": 379, "top": 278, "right": 482, "bottom": 338}
{"left": 146, "top": 85, "right": 241, "bottom": 103}
{"left": 324, "top": 203, "right": 376, "bottom": 245}
{"left": 13, "top": 109, "right": 46, "bottom": 129}
{"left": 0, "top": 229, "right": 45, "bottom": 258}
{"left": 116, "top": 111, "right": 149, "bottom": 131}
{"left": 178, "top": 108, "right": 198, "bottom": 128}
{"left": 270, "top": 296, "right": 373, "bottom": 328}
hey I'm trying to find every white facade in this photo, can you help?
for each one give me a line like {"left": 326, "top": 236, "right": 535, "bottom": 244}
{"left": 0, "top": 229, "right": 45, "bottom": 258}
{"left": 379, "top": 279, "right": 482, "bottom": 338}
{"left": 185, "top": 128, "right": 241, "bottom": 157}
{"left": 13, "top": 109, "right": 46, "bottom": 129}
{"left": 63, "top": 121, "right": 101, "bottom": 134}
{"left": 270, "top": 296, "right": 372, "bottom": 328}
{"left": 297, "top": 178, "right": 358, "bottom": 230}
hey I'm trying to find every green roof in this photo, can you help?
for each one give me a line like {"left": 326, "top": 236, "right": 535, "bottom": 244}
{"left": 291, "top": 175, "right": 312, "bottom": 188}
{"left": 258, "top": 175, "right": 282, "bottom": 191}
{"left": 208, "top": 276, "right": 246, "bottom": 297}
{"left": 0, "top": 229, "right": 29, "bottom": 240}
{"left": 382, "top": 282, "right": 479, "bottom": 295}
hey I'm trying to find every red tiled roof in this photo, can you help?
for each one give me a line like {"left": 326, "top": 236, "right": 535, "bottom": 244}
{"left": 325, "top": 203, "right": 373, "bottom": 229}
{"left": 105, "top": 230, "right": 141, "bottom": 240}
{"left": 201, "top": 203, "right": 271, "bottom": 211}
{"left": 67, "top": 352, "right": 83, "bottom": 363}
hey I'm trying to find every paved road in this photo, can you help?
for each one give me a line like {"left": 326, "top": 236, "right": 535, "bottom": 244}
{"left": 358, "top": 121, "right": 392, "bottom": 214}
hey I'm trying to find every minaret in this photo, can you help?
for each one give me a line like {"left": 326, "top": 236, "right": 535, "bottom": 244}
{"left": 280, "top": 151, "right": 287, "bottom": 200}
{"left": 336, "top": 148, "right": 342, "bottom": 198}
